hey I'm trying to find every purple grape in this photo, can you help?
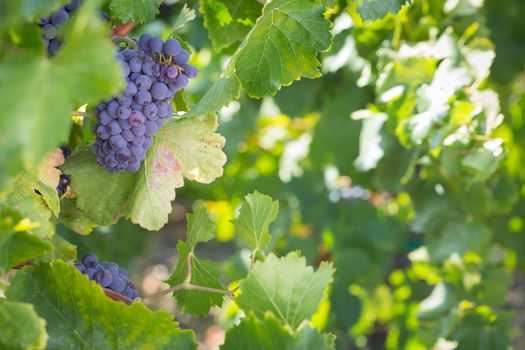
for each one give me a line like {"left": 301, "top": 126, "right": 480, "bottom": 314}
{"left": 183, "top": 65, "right": 199, "bottom": 79}
{"left": 143, "top": 103, "right": 158, "bottom": 118}
{"left": 48, "top": 39, "right": 61, "bottom": 55}
{"left": 129, "top": 57, "right": 143, "bottom": 72}
{"left": 131, "top": 136, "right": 144, "bottom": 146}
{"left": 109, "top": 135, "right": 126, "bottom": 149}
{"left": 132, "top": 124, "right": 146, "bottom": 136}
{"left": 117, "top": 105, "right": 131, "bottom": 119}
{"left": 124, "top": 82, "right": 137, "bottom": 96}
{"left": 107, "top": 100, "right": 119, "bottom": 117}
{"left": 51, "top": 9, "right": 69, "bottom": 26}
{"left": 42, "top": 24, "right": 57, "bottom": 40}
{"left": 150, "top": 82, "right": 168, "bottom": 100}
{"left": 127, "top": 161, "right": 141, "bottom": 172}
{"left": 82, "top": 253, "right": 97, "bottom": 266}
{"left": 143, "top": 136, "right": 153, "bottom": 148}
{"left": 85, "top": 268, "right": 97, "bottom": 280}
{"left": 149, "top": 37, "right": 164, "bottom": 53}
{"left": 116, "top": 149, "right": 132, "bottom": 162}
{"left": 139, "top": 34, "right": 152, "bottom": 51}
{"left": 107, "top": 120, "right": 122, "bottom": 135}
{"left": 110, "top": 276, "right": 127, "bottom": 293}
{"left": 117, "top": 96, "right": 133, "bottom": 106}
{"left": 144, "top": 121, "right": 158, "bottom": 135}
{"left": 163, "top": 39, "right": 181, "bottom": 56}
{"left": 175, "top": 74, "right": 189, "bottom": 88}
{"left": 96, "top": 125, "right": 110, "bottom": 140}
{"left": 65, "top": 0, "right": 81, "bottom": 12}
{"left": 118, "top": 118, "right": 132, "bottom": 130}
{"left": 135, "top": 90, "right": 152, "bottom": 105}
{"left": 98, "top": 111, "right": 112, "bottom": 125}
{"left": 135, "top": 75, "right": 152, "bottom": 91}
{"left": 129, "top": 111, "right": 145, "bottom": 126}
{"left": 173, "top": 49, "right": 189, "bottom": 65}
{"left": 120, "top": 61, "right": 131, "bottom": 77}
{"left": 74, "top": 262, "right": 86, "bottom": 273}
{"left": 166, "top": 66, "right": 179, "bottom": 79}
{"left": 142, "top": 61, "right": 156, "bottom": 75}
{"left": 121, "top": 129, "right": 134, "bottom": 141}
{"left": 94, "top": 269, "right": 113, "bottom": 287}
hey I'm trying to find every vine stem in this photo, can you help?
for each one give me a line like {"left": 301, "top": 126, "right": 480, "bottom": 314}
{"left": 71, "top": 111, "right": 96, "bottom": 118}
{"left": 112, "top": 36, "right": 138, "bottom": 50}
{"left": 112, "top": 23, "right": 135, "bottom": 37}
{"left": 144, "top": 250, "right": 235, "bottom": 303}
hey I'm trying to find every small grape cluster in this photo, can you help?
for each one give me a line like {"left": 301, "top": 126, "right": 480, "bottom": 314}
{"left": 56, "top": 145, "right": 72, "bottom": 197}
{"left": 75, "top": 254, "right": 139, "bottom": 300}
{"left": 38, "top": 0, "right": 80, "bottom": 55}
{"left": 92, "top": 34, "right": 198, "bottom": 172}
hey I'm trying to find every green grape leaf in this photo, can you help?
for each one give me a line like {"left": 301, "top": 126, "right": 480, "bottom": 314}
{"left": 221, "top": 313, "right": 335, "bottom": 350}
{"left": 0, "top": 0, "right": 123, "bottom": 166}
{"left": 62, "top": 115, "right": 226, "bottom": 231}
{"left": 236, "top": 252, "right": 334, "bottom": 328}
{"left": 166, "top": 241, "right": 226, "bottom": 316}
{"left": 357, "top": 0, "right": 408, "bottom": 21}
{"left": 170, "top": 4, "right": 196, "bottom": 34}
{"left": 6, "top": 176, "right": 55, "bottom": 240}
{"left": 233, "top": 191, "right": 279, "bottom": 250}
{"left": 58, "top": 198, "right": 97, "bottom": 235}
{"left": 230, "top": 0, "right": 332, "bottom": 97}
{"left": 184, "top": 77, "right": 241, "bottom": 119}
{"left": 0, "top": 299, "right": 48, "bottom": 350}
{"left": 200, "top": 0, "right": 262, "bottom": 51}
{"left": 186, "top": 207, "right": 216, "bottom": 250}
{"left": 427, "top": 220, "right": 492, "bottom": 262}
{"left": 5, "top": 261, "right": 197, "bottom": 350}
{"left": 109, "top": 0, "right": 161, "bottom": 24}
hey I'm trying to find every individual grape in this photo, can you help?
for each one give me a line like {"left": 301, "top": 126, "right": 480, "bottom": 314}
{"left": 139, "top": 34, "right": 152, "bottom": 51}
{"left": 107, "top": 120, "right": 122, "bottom": 135}
{"left": 42, "top": 24, "right": 57, "bottom": 40}
{"left": 127, "top": 161, "right": 141, "bottom": 172}
{"left": 56, "top": 174, "right": 71, "bottom": 196}
{"left": 83, "top": 254, "right": 98, "bottom": 266}
{"left": 135, "top": 75, "right": 152, "bottom": 91}
{"left": 117, "top": 95, "right": 133, "bottom": 106}
{"left": 107, "top": 101, "right": 119, "bottom": 117}
{"left": 141, "top": 136, "right": 152, "bottom": 149}
{"left": 109, "top": 135, "right": 126, "bottom": 150}
{"left": 121, "top": 129, "right": 134, "bottom": 142}
{"left": 94, "top": 269, "right": 113, "bottom": 287}
{"left": 48, "top": 39, "right": 61, "bottom": 55}
{"left": 144, "top": 121, "right": 158, "bottom": 136}
{"left": 175, "top": 74, "right": 189, "bottom": 88}
{"left": 129, "top": 57, "right": 143, "bottom": 73}
{"left": 135, "top": 90, "right": 152, "bottom": 105}
{"left": 182, "top": 64, "right": 199, "bottom": 79}
{"left": 124, "top": 82, "right": 137, "bottom": 97}
{"left": 173, "top": 49, "right": 190, "bottom": 65}
{"left": 143, "top": 103, "right": 158, "bottom": 118}
{"left": 117, "top": 105, "right": 131, "bottom": 119}
{"left": 65, "top": 0, "right": 81, "bottom": 11}
{"left": 166, "top": 65, "right": 179, "bottom": 79}
{"left": 149, "top": 37, "right": 164, "bottom": 53}
{"left": 85, "top": 268, "right": 97, "bottom": 280}
{"left": 96, "top": 125, "right": 110, "bottom": 140}
{"left": 50, "top": 9, "right": 69, "bottom": 26}
{"left": 131, "top": 135, "right": 144, "bottom": 146}
{"left": 129, "top": 111, "right": 145, "bottom": 126}
{"left": 120, "top": 61, "right": 131, "bottom": 77}
{"left": 74, "top": 262, "right": 86, "bottom": 273}
{"left": 163, "top": 39, "right": 181, "bottom": 56}
{"left": 110, "top": 276, "right": 127, "bottom": 293}
{"left": 116, "top": 149, "right": 132, "bottom": 162}
{"left": 99, "top": 110, "right": 113, "bottom": 125}
{"left": 59, "top": 144, "right": 72, "bottom": 159}
{"left": 132, "top": 124, "right": 146, "bottom": 136}
{"left": 118, "top": 118, "right": 132, "bottom": 130}
{"left": 142, "top": 61, "right": 156, "bottom": 75}
{"left": 150, "top": 82, "right": 168, "bottom": 100}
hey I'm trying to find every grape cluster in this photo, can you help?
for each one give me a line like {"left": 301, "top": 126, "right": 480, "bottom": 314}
{"left": 74, "top": 254, "right": 139, "bottom": 300}
{"left": 92, "top": 34, "right": 198, "bottom": 172}
{"left": 38, "top": 0, "right": 80, "bottom": 56}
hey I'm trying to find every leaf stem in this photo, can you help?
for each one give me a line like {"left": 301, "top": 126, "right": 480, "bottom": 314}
{"left": 184, "top": 252, "right": 193, "bottom": 283}
{"left": 112, "top": 23, "right": 135, "bottom": 37}
{"left": 112, "top": 36, "right": 138, "bottom": 50}
{"left": 71, "top": 111, "right": 96, "bottom": 118}
{"left": 143, "top": 282, "right": 233, "bottom": 302}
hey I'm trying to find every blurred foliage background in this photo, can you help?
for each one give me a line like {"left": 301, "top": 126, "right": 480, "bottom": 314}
{"left": 58, "top": 0, "right": 525, "bottom": 349}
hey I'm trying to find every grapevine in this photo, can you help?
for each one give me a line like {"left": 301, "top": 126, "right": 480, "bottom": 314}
{"left": 1, "top": 1, "right": 524, "bottom": 350}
